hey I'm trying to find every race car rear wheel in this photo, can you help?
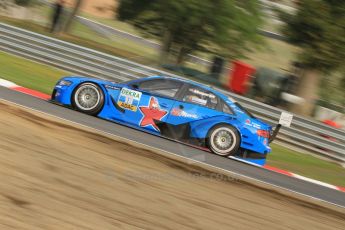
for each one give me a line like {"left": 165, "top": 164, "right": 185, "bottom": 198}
{"left": 72, "top": 82, "right": 104, "bottom": 115}
{"left": 207, "top": 125, "right": 240, "bottom": 156}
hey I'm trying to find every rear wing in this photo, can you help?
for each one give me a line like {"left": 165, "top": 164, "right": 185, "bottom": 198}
{"left": 269, "top": 112, "right": 293, "bottom": 143}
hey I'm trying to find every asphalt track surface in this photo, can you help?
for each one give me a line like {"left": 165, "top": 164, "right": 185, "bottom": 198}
{"left": 1, "top": 86, "right": 345, "bottom": 208}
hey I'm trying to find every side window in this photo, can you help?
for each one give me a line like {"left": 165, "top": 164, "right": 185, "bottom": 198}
{"left": 183, "top": 86, "right": 218, "bottom": 109}
{"left": 136, "top": 79, "right": 183, "bottom": 98}
{"left": 223, "top": 103, "right": 234, "bottom": 115}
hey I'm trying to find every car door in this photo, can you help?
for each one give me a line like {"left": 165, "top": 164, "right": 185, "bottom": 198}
{"left": 166, "top": 84, "right": 224, "bottom": 126}
{"left": 118, "top": 78, "right": 183, "bottom": 133}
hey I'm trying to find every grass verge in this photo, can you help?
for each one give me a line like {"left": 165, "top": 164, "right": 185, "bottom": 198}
{"left": 1, "top": 51, "right": 344, "bottom": 187}
{"left": 0, "top": 51, "right": 68, "bottom": 94}
{"left": 268, "top": 144, "right": 345, "bottom": 187}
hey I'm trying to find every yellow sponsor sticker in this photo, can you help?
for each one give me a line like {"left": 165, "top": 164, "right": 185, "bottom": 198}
{"left": 117, "top": 101, "right": 137, "bottom": 112}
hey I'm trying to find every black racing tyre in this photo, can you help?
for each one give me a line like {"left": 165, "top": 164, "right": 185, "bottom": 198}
{"left": 206, "top": 125, "right": 240, "bottom": 156}
{"left": 71, "top": 82, "right": 104, "bottom": 115}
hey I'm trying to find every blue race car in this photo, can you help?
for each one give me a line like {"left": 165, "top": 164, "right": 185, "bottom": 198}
{"left": 51, "top": 76, "right": 279, "bottom": 166}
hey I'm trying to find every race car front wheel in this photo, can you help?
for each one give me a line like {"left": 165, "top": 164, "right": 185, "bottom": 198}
{"left": 207, "top": 125, "right": 240, "bottom": 157}
{"left": 72, "top": 82, "right": 104, "bottom": 115}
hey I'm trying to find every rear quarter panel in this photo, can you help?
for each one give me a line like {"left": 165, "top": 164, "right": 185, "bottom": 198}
{"left": 190, "top": 115, "right": 271, "bottom": 154}
{"left": 189, "top": 115, "right": 242, "bottom": 139}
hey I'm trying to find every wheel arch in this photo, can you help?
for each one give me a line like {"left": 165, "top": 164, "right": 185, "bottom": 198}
{"left": 205, "top": 122, "right": 241, "bottom": 145}
{"left": 70, "top": 81, "right": 107, "bottom": 115}
{"left": 189, "top": 116, "right": 242, "bottom": 140}
{"left": 70, "top": 80, "right": 108, "bottom": 107}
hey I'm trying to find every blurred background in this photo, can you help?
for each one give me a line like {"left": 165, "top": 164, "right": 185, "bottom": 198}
{"left": 2, "top": 2, "right": 345, "bottom": 228}
{"left": 0, "top": 0, "right": 344, "bottom": 129}
{"left": 1, "top": 0, "right": 345, "bottom": 201}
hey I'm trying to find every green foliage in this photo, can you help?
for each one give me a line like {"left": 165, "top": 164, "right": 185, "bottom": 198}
{"left": 212, "top": 0, "right": 264, "bottom": 59}
{"left": 278, "top": 0, "right": 345, "bottom": 71}
{"left": 319, "top": 72, "right": 345, "bottom": 107}
{"left": 14, "top": 0, "right": 38, "bottom": 7}
{"left": 63, "top": 0, "right": 84, "bottom": 32}
{"left": 117, "top": 0, "right": 264, "bottom": 63}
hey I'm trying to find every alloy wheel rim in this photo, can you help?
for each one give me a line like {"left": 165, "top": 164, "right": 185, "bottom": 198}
{"left": 210, "top": 127, "right": 236, "bottom": 155}
{"left": 74, "top": 85, "right": 100, "bottom": 111}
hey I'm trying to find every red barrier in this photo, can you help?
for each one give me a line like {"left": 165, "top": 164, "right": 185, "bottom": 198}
{"left": 229, "top": 61, "right": 255, "bottom": 95}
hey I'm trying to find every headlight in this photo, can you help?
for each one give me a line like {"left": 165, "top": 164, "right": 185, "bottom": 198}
{"left": 58, "top": 80, "right": 72, "bottom": 86}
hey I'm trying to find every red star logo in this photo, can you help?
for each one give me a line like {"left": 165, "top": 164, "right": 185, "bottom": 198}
{"left": 139, "top": 97, "right": 167, "bottom": 131}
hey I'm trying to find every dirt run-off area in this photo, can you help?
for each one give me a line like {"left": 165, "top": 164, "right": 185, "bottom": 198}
{"left": 0, "top": 100, "right": 344, "bottom": 230}
{"left": 64, "top": 0, "right": 118, "bottom": 18}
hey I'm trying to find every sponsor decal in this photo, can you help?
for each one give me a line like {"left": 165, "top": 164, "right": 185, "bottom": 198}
{"left": 139, "top": 97, "right": 167, "bottom": 131}
{"left": 253, "top": 123, "right": 261, "bottom": 129}
{"left": 105, "top": 85, "right": 120, "bottom": 90}
{"left": 171, "top": 108, "right": 198, "bottom": 119}
{"left": 117, "top": 88, "right": 142, "bottom": 112}
{"left": 245, "top": 120, "right": 261, "bottom": 129}
{"left": 189, "top": 88, "right": 216, "bottom": 99}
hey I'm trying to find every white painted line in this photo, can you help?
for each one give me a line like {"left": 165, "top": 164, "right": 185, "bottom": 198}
{"left": 229, "top": 156, "right": 262, "bottom": 167}
{"left": 0, "top": 79, "right": 17, "bottom": 88}
{"left": 292, "top": 173, "right": 338, "bottom": 190}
